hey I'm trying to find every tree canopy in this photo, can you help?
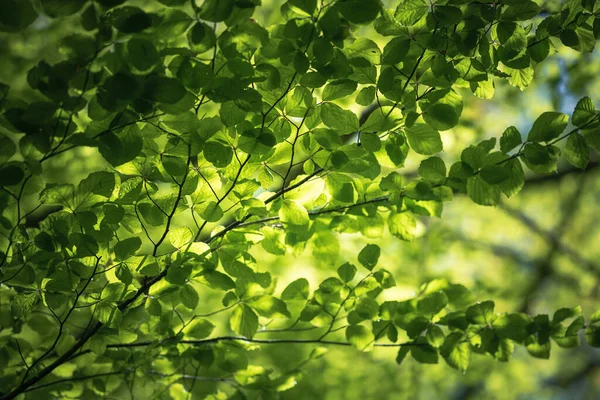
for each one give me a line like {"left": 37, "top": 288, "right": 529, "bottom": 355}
{"left": 1, "top": 0, "right": 600, "bottom": 399}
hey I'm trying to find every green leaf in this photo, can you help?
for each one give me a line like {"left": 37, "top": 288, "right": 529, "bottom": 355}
{"left": 357, "top": 244, "right": 380, "bottom": 271}
{"left": 313, "top": 37, "right": 334, "bottom": 63}
{"left": 238, "top": 128, "right": 276, "bottom": 155}
{"left": 480, "top": 165, "right": 509, "bottom": 185}
{"left": 497, "top": 21, "right": 527, "bottom": 52}
{"left": 346, "top": 325, "right": 375, "bottom": 351}
{"left": 426, "top": 325, "right": 445, "bottom": 348}
{"left": 405, "top": 124, "right": 443, "bottom": 155}
{"left": 337, "top": 262, "right": 357, "bottom": 282}
{"left": 466, "top": 175, "right": 501, "bottom": 206}
{"left": 382, "top": 37, "right": 411, "bottom": 65}
{"left": 98, "top": 125, "right": 143, "bottom": 167}
{"left": 293, "top": 52, "right": 310, "bottom": 74}
{"left": 114, "top": 237, "right": 142, "bottom": 261}
{"left": 127, "top": 38, "right": 160, "bottom": 71}
{"left": 320, "top": 277, "right": 344, "bottom": 294}
{"left": 322, "top": 79, "right": 357, "bottom": 101}
{"left": 500, "top": 126, "right": 522, "bottom": 154}
{"left": 338, "top": 0, "right": 381, "bottom": 24}
{"left": 522, "top": 143, "right": 561, "bottom": 174}
{"left": 564, "top": 133, "right": 590, "bottom": 169}
{"left": 320, "top": 102, "right": 359, "bottom": 135}
{"left": 525, "top": 336, "right": 551, "bottom": 359}
{"left": 188, "top": 22, "right": 216, "bottom": 54}
{"left": 288, "top": 0, "right": 316, "bottom": 15}
{"left": 281, "top": 278, "right": 309, "bottom": 300}
{"left": 441, "top": 333, "right": 471, "bottom": 372}
{"left": 247, "top": 295, "right": 291, "bottom": 318}
{"left": 410, "top": 345, "right": 439, "bottom": 364}
{"left": 198, "top": 201, "right": 224, "bottom": 223}
{"left": 419, "top": 157, "right": 446, "bottom": 184}
{"left": 300, "top": 72, "right": 327, "bottom": 88}
{"left": 572, "top": 97, "right": 596, "bottom": 127}
{"left": 552, "top": 306, "right": 582, "bottom": 325}
{"left": 96, "top": 303, "right": 122, "bottom": 327}
{"left": 230, "top": 304, "right": 258, "bottom": 338}
{"left": 0, "top": 0, "right": 37, "bottom": 32}
{"left": 11, "top": 293, "right": 39, "bottom": 318}
{"left": 360, "top": 132, "right": 381, "bottom": 152}
{"left": 41, "top": 0, "right": 84, "bottom": 17}
{"left": 70, "top": 233, "right": 99, "bottom": 257}
{"left": 421, "top": 89, "right": 463, "bottom": 131}
{"left": 180, "top": 284, "right": 199, "bottom": 309}
{"left": 356, "top": 86, "right": 376, "bottom": 106}
{"left": 466, "top": 301, "right": 495, "bottom": 324}
{"left": 527, "top": 112, "right": 569, "bottom": 142}
{"left": 388, "top": 211, "right": 417, "bottom": 241}
{"left": 394, "top": 0, "right": 428, "bottom": 26}
{"left": 0, "top": 163, "right": 25, "bottom": 187}
{"left": 418, "top": 291, "right": 448, "bottom": 316}
{"left": 204, "top": 141, "right": 233, "bottom": 168}
{"left": 279, "top": 199, "right": 309, "bottom": 226}
{"left": 144, "top": 76, "right": 187, "bottom": 104}
{"left": 396, "top": 346, "right": 410, "bottom": 365}
{"left": 0, "top": 134, "right": 16, "bottom": 163}
{"left": 501, "top": 1, "right": 541, "bottom": 21}
{"left": 197, "top": 270, "right": 235, "bottom": 291}
{"left": 197, "top": 0, "right": 233, "bottom": 21}
{"left": 169, "top": 227, "right": 193, "bottom": 248}
{"left": 493, "top": 313, "right": 533, "bottom": 342}
{"left": 105, "top": 6, "right": 152, "bottom": 33}
{"left": 361, "top": 107, "right": 402, "bottom": 133}
{"left": 185, "top": 318, "right": 215, "bottom": 339}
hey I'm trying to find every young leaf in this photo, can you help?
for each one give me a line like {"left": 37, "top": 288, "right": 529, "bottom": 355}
{"left": 230, "top": 305, "right": 258, "bottom": 338}
{"left": 346, "top": 325, "right": 375, "bottom": 351}
{"left": 281, "top": 279, "right": 309, "bottom": 300}
{"left": 279, "top": 199, "right": 309, "bottom": 226}
{"left": 357, "top": 244, "right": 381, "bottom": 271}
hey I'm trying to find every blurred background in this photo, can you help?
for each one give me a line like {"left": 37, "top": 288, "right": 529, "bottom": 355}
{"left": 1, "top": 0, "right": 599, "bottom": 399}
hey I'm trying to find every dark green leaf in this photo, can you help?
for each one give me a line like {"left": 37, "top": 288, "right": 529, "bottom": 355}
{"left": 181, "top": 284, "right": 200, "bottom": 309}
{"left": 322, "top": 79, "right": 357, "bottom": 101}
{"left": 337, "top": 262, "right": 357, "bottom": 282}
{"left": 527, "top": 112, "right": 569, "bottom": 142}
{"left": 564, "top": 133, "right": 590, "bottom": 169}
{"left": 500, "top": 126, "right": 522, "bottom": 154}
{"left": 144, "top": 76, "right": 187, "bottom": 104}
{"left": 114, "top": 237, "right": 142, "bottom": 261}
{"left": 411, "top": 345, "right": 439, "bottom": 364}
{"left": 572, "top": 97, "right": 596, "bottom": 127}
{"left": 357, "top": 244, "right": 380, "bottom": 270}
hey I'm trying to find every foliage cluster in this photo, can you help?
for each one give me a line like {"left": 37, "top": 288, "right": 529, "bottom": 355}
{"left": 1, "top": 0, "right": 600, "bottom": 399}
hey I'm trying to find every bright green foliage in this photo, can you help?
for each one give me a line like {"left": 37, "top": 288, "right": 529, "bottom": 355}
{"left": 1, "top": 0, "right": 600, "bottom": 399}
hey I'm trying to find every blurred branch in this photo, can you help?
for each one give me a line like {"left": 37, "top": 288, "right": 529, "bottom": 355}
{"left": 515, "top": 174, "right": 588, "bottom": 312}
{"left": 545, "top": 359, "right": 600, "bottom": 387}
{"left": 523, "top": 160, "right": 600, "bottom": 187}
{"left": 500, "top": 201, "right": 600, "bottom": 277}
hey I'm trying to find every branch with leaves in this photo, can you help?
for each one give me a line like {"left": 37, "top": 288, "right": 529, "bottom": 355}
{"left": 1, "top": 0, "right": 600, "bottom": 399}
